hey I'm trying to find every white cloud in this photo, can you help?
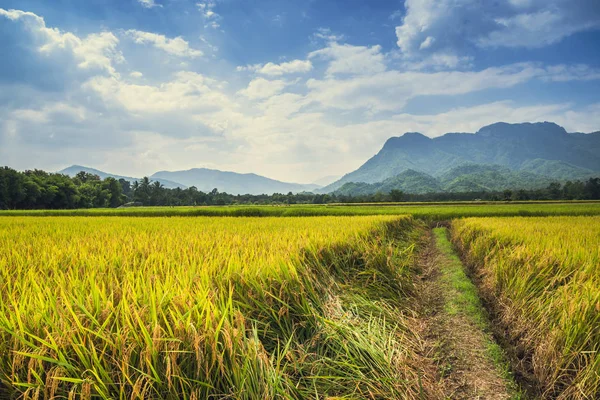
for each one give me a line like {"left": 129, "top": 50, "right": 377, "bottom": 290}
{"left": 479, "top": 9, "right": 597, "bottom": 48}
{"left": 311, "top": 27, "right": 345, "bottom": 43}
{"left": 237, "top": 59, "right": 313, "bottom": 76}
{"left": 305, "top": 59, "right": 600, "bottom": 113}
{"left": 395, "top": 0, "right": 600, "bottom": 68}
{"left": 126, "top": 30, "right": 203, "bottom": 58}
{"left": 197, "top": 1, "right": 221, "bottom": 29}
{"left": 389, "top": 10, "right": 403, "bottom": 21}
{"left": 384, "top": 101, "right": 575, "bottom": 138}
{"left": 309, "top": 42, "right": 386, "bottom": 76}
{"left": 257, "top": 93, "right": 308, "bottom": 118}
{"left": 543, "top": 64, "right": 600, "bottom": 82}
{"left": 399, "top": 52, "right": 473, "bottom": 70}
{"left": 419, "top": 36, "right": 435, "bottom": 50}
{"left": 137, "top": 0, "right": 162, "bottom": 9}
{"left": 86, "top": 71, "right": 232, "bottom": 114}
{"left": 306, "top": 63, "right": 547, "bottom": 112}
{"left": 11, "top": 103, "right": 87, "bottom": 124}
{"left": 0, "top": 8, "right": 123, "bottom": 77}
{"left": 74, "top": 32, "right": 123, "bottom": 72}
{"left": 2, "top": 7, "right": 600, "bottom": 183}
{"left": 237, "top": 78, "right": 289, "bottom": 100}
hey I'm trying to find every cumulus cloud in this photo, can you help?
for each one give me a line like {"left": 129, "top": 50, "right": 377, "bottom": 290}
{"left": 309, "top": 42, "right": 386, "bottom": 76}
{"left": 395, "top": 0, "right": 600, "bottom": 68}
{"left": 237, "top": 59, "right": 313, "bottom": 76}
{"left": 0, "top": 8, "right": 123, "bottom": 77}
{"left": 86, "top": 71, "right": 232, "bottom": 114}
{"left": 237, "top": 78, "right": 289, "bottom": 100}
{"left": 126, "top": 30, "right": 203, "bottom": 58}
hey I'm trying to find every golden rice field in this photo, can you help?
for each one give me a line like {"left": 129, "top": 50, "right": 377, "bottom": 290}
{"left": 0, "top": 216, "right": 427, "bottom": 399}
{"left": 451, "top": 216, "right": 600, "bottom": 399}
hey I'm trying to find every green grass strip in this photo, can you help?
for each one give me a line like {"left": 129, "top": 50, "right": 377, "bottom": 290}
{"left": 432, "top": 227, "right": 524, "bottom": 399}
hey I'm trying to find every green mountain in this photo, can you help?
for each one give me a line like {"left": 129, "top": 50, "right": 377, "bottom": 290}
{"left": 151, "top": 168, "right": 321, "bottom": 195}
{"left": 333, "top": 163, "right": 598, "bottom": 196}
{"left": 438, "top": 164, "right": 551, "bottom": 192}
{"left": 59, "top": 165, "right": 186, "bottom": 189}
{"left": 324, "top": 122, "right": 600, "bottom": 192}
{"left": 519, "top": 159, "right": 597, "bottom": 181}
{"left": 334, "top": 169, "right": 443, "bottom": 196}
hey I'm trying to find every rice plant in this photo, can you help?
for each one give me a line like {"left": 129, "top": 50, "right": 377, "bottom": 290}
{"left": 1, "top": 202, "right": 599, "bottom": 220}
{"left": 0, "top": 215, "right": 429, "bottom": 399}
{"left": 451, "top": 216, "right": 600, "bottom": 399}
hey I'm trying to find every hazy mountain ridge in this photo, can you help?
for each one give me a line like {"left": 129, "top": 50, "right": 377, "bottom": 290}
{"left": 323, "top": 122, "right": 600, "bottom": 192}
{"left": 59, "top": 166, "right": 321, "bottom": 195}
{"left": 151, "top": 168, "right": 321, "bottom": 195}
{"left": 59, "top": 166, "right": 186, "bottom": 189}
{"left": 59, "top": 122, "right": 600, "bottom": 197}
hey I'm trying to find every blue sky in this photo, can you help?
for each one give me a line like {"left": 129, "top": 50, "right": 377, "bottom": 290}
{"left": 1, "top": 0, "right": 599, "bottom": 183}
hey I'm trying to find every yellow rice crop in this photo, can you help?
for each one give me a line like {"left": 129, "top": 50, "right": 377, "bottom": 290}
{"left": 451, "top": 216, "right": 600, "bottom": 399}
{"left": 0, "top": 215, "right": 425, "bottom": 399}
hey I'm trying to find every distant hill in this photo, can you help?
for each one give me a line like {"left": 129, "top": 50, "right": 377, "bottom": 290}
{"left": 332, "top": 163, "right": 594, "bottom": 196}
{"left": 151, "top": 168, "right": 320, "bottom": 195}
{"left": 334, "top": 170, "right": 442, "bottom": 196}
{"left": 323, "top": 122, "right": 600, "bottom": 192}
{"left": 59, "top": 165, "right": 186, "bottom": 189}
{"left": 311, "top": 175, "right": 341, "bottom": 187}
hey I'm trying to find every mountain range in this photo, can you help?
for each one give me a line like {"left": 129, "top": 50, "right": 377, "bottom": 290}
{"left": 59, "top": 122, "right": 599, "bottom": 196}
{"left": 59, "top": 165, "right": 186, "bottom": 189}
{"left": 323, "top": 122, "right": 600, "bottom": 194}
{"left": 151, "top": 168, "right": 321, "bottom": 195}
{"left": 59, "top": 166, "right": 322, "bottom": 195}
{"left": 332, "top": 163, "right": 597, "bottom": 196}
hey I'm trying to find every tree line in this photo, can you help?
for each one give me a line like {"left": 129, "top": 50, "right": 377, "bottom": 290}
{"left": 1, "top": 166, "right": 599, "bottom": 209}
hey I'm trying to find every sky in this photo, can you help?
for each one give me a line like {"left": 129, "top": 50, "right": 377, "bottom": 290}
{"left": 1, "top": 0, "right": 599, "bottom": 183}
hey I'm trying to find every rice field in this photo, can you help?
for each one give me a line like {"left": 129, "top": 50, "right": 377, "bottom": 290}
{"left": 451, "top": 216, "right": 600, "bottom": 399}
{"left": 1, "top": 201, "right": 600, "bottom": 220}
{"left": 3, "top": 206, "right": 600, "bottom": 399}
{"left": 0, "top": 215, "right": 427, "bottom": 399}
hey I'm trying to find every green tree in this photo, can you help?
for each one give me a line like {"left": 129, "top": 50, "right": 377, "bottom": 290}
{"left": 513, "top": 189, "right": 529, "bottom": 201}
{"left": 547, "top": 182, "right": 562, "bottom": 200}
{"left": 389, "top": 189, "right": 404, "bottom": 202}
{"left": 104, "top": 177, "right": 124, "bottom": 208}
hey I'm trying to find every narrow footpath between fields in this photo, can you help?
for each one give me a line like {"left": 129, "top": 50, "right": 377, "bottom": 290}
{"left": 414, "top": 227, "right": 523, "bottom": 400}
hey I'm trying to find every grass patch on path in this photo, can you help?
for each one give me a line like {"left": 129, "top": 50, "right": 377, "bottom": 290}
{"left": 417, "top": 228, "right": 523, "bottom": 399}
{"left": 433, "top": 228, "right": 519, "bottom": 390}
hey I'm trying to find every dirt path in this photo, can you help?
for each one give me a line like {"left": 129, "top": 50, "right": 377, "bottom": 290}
{"left": 415, "top": 227, "right": 521, "bottom": 400}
